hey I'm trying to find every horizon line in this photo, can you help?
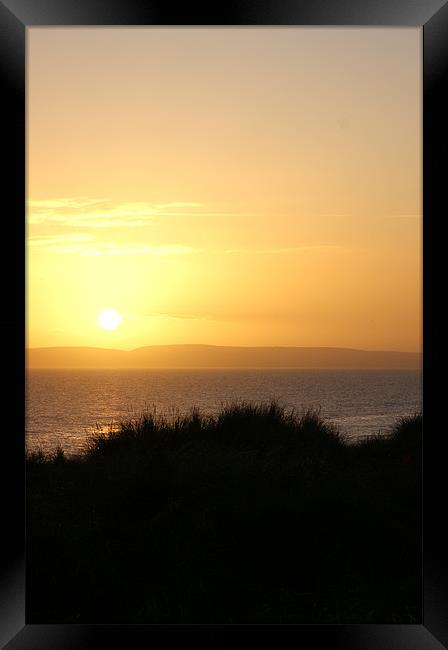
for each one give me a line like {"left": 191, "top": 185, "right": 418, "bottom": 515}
{"left": 26, "top": 343, "right": 422, "bottom": 355}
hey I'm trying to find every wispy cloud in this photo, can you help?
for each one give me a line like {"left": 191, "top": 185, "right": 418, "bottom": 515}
{"left": 318, "top": 213, "right": 349, "bottom": 218}
{"left": 27, "top": 197, "right": 264, "bottom": 229}
{"left": 151, "top": 312, "right": 209, "bottom": 321}
{"left": 29, "top": 198, "right": 106, "bottom": 209}
{"left": 28, "top": 232, "right": 343, "bottom": 259}
{"left": 28, "top": 198, "right": 161, "bottom": 228}
{"left": 155, "top": 202, "right": 202, "bottom": 209}
{"left": 28, "top": 233, "right": 94, "bottom": 247}
{"left": 28, "top": 234, "right": 201, "bottom": 257}
{"left": 81, "top": 244, "right": 201, "bottom": 257}
{"left": 386, "top": 214, "right": 420, "bottom": 220}
{"left": 224, "top": 245, "right": 344, "bottom": 254}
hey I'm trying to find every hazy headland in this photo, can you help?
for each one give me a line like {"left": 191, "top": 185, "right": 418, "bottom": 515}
{"left": 27, "top": 344, "right": 421, "bottom": 369}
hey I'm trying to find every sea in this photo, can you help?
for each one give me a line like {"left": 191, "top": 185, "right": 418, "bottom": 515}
{"left": 25, "top": 369, "right": 422, "bottom": 457}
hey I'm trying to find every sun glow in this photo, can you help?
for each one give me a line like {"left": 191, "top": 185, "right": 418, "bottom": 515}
{"left": 27, "top": 29, "right": 421, "bottom": 353}
{"left": 98, "top": 309, "right": 122, "bottom": 331}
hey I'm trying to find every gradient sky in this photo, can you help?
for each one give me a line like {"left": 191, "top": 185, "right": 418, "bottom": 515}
{"left": 27, "top": 28, "right": 421, "bottom": 352}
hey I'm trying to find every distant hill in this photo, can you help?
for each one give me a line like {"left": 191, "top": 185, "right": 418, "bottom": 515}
{"left": 26, "top": 345, "right": 421, "bottom": 369}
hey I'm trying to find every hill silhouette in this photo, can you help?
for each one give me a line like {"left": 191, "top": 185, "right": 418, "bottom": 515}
{"left": 27, "top": 344, "right": 421, "bottom": 369}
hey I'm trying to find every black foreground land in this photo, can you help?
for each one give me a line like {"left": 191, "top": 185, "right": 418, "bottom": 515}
{"left": 27, "top": 402, "right": 421, "bottom": 623}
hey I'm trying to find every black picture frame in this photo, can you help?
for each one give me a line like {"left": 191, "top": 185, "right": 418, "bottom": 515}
{"left": 1, "top": 1, "right": 446, "bottom": 647}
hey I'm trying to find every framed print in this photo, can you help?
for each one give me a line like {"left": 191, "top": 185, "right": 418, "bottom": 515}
{"left": 1, "top": 0, "right": 447, "bottom": 648}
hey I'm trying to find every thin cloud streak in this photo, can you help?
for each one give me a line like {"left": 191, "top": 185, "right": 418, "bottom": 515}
{"left": 29, "top": 234, "right": 343, "bottom": 257}
{"left": 81, "top": 244, "right": 201, "bottom": 257}
{"left": 27, "top": 198, "right": 266, "bottom": 228}
{"left": 155, "top": 202, "right": 202, "bottom": 209}
{"left": 386, "top": 214, "right": 421, "bottom": 220}
{"left": 28, "top": 233, "right": 94, "bottom": 247}
{"left": 28, "top": 199, "right": 159, "bottom": 228}
{"left": 224, "top": 245, "right": 344, "bottom": 255}
{"left": 28, "top": 234, "right": 201, "bottom": 257}
{"left": 151, "top": 312, "right": 209, "bottom": 321}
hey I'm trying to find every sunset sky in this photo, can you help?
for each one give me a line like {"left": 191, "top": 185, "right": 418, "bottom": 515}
{"left": 27, "top": 28, "right": 421, "bottom": 352}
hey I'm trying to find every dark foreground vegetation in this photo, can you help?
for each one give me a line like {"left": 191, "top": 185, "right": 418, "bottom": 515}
{"left": 27, "top": 402, "right": 421, "bottom": 623}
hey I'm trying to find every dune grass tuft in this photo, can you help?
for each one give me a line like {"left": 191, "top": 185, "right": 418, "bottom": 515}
{"left": 26, "top": 401, "right": 421, "bottom": 624}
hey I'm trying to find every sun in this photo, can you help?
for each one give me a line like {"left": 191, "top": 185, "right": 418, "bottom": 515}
{"left": 98, "top": 309, "right": 123, "bottom": 331}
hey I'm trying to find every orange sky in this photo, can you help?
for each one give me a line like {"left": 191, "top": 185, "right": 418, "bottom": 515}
{"left": 27, "top": 28, "right": 421, "bottom": 352}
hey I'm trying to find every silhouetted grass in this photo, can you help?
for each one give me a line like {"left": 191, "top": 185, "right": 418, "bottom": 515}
{"left": 26, "top": 402, "right": 421, "bottom": 624}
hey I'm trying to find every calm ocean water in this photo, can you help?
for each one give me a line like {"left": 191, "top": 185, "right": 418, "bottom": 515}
{"left": 26, "top": 369, "right": 422, "bottom": 456}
